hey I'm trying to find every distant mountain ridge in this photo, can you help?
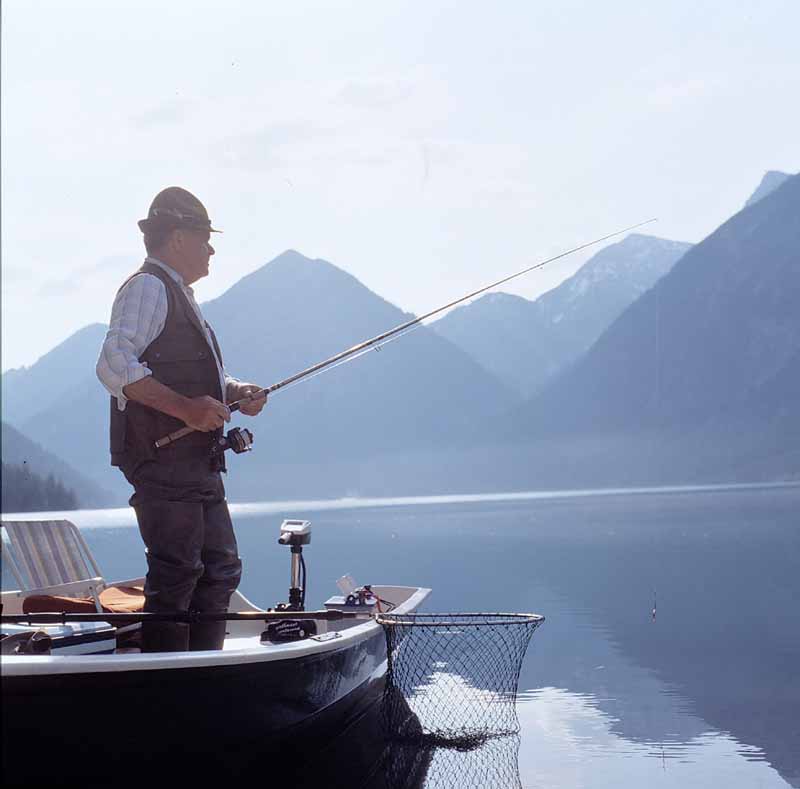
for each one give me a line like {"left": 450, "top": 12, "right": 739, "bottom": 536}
{"left": 2, "top": 171, "right": 797, "bottom": 500}
{"left": 200, "top": 250, "right": 518, "bottom": 498}
{"left": 434, "top": 234, "right": 691, "bottom": 397}
{"left": 1, "top": 421, "right": 113, "bottom": 508}
{"left": 6, "top": 250, "right": 518, "bottom": 501}
{"left": 745, "top": 170, "right": 791, "bottom": 207}
{"left": 1, "top": 323, "right": 108, "bottom": 427}
{"left": 1, "top": 462, "right": 78, "bottom": 513}
{"left": 498, "top": 172, "right": 800, "bottom": 483}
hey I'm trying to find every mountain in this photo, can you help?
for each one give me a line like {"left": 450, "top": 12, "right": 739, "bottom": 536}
{"left": 745, "top": 170, "right": 791, "bottom": 208}
{"left": 12, "top": 250, "right": 518, "bottom": 501}
{"left": 5, "top": 168, "right": 797, "bottom": 501}
{"left": 499, "top": 172, "right": 800, "bottom": 484}
{"left": 202, "top": 250, "right": 519, "bottom": 461}
{"left": 1, "top": 323, "right": 108, "bottom": 427}
{"left": 200, "top": 250, "right": 518, "bottom": 497}
{"left": 0, "top": 324, "right": 124, "bottom": 499}
{"left": 433, "top": 235, "right": 691, "bottom": 397}
{"left": 1, "top": 421, "right": 114, "bottom": 508}
{"left": 1, "top": 462, "right": 78, "bottom": 513}
{"left": 18, "top": 375, "right": 127, "bottom": 499}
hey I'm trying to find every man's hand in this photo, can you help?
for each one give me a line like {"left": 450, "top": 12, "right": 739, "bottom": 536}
{"left": 123, "top": 377, "right": 231, "bottom": 432}
{"left": 228, "top": 382, "right": 268, "bottom": 416}
{"left": 182, "top": 395, "right": 231, "bottom": 432}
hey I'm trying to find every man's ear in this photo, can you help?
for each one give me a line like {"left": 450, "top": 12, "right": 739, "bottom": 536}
{"left": 169, "top": 228, "right": 185, "bottom": 252}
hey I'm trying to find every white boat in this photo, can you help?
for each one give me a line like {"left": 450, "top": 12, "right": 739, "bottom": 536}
{"left": 1, "top": 517, "right": 431, "bottom": 786}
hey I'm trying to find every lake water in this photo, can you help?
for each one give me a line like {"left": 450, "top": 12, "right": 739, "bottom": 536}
{"left": 4, "top": 482, "right": 799, "bottom": 788}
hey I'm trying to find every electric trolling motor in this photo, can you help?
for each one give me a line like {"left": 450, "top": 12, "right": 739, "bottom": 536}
{"left": 261, "top": 520, "right": 316, "bottom": 643}
{"left": 276, "top": 520, "right": 311, "bottom": 611}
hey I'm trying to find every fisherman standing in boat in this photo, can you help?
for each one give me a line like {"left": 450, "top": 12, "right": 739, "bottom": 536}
{"left": 96, "top": 187, "right": 266, "bottom": 653}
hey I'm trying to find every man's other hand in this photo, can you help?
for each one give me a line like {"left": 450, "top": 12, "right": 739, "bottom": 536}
{"left": 230, "top": 382, "right": 268, "bottom": 416}
{"left": 183, "top": 396, "right": 231, "bottom": 432}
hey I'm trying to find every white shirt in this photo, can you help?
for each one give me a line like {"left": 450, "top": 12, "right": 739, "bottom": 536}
{"left": 96, "top": 257, "right": 236, "bottom": 410}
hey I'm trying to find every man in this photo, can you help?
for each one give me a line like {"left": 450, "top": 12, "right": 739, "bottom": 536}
{"left": 96, "top": 186, "right": 266, "bottom": 653}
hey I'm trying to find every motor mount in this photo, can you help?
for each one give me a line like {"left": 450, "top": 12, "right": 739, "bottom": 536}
{"left": 260, "top": 618, "right": 317, "bottom": 644}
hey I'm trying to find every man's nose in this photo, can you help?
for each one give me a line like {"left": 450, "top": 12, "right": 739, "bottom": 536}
{"left": 207, "top": 243, "right": 215, "bottom": 256}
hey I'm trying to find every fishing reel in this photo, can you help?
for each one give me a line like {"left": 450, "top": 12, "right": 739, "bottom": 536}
{"left": 344, "top": 584, "right": 377, "bottom": 608}
{"left": 328, "top": 575, "right": 381, "bottom": 614}
{"left": 217, "top": 427, "right": 254, "bottom": 454}
{"left": 209, "top": 427, "right": 253, "bottom": 473}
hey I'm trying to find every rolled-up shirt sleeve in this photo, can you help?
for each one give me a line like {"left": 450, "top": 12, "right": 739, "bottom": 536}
{"left": 96, "top": 274, "right": 168, "bottom": 410}
{"left": 224, "top": 373, "right": 241, "bottom": 401}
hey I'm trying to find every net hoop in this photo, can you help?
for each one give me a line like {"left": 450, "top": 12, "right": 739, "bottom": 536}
{"left": 376, "top": 612, "right": 544, "bottom": 628}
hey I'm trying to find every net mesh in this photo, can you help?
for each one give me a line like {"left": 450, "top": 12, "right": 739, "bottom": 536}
{"left": 377, "top": 612, "right": 544, "bottom": 750}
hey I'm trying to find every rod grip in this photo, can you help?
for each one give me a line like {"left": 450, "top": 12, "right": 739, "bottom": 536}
{"left": 154, "top": 400, "right": 244, "bottom": 449}
{"left": 155, "top": 425, "right": 194, "bottom": 448}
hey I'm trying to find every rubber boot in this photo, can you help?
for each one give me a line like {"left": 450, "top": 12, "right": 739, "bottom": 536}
{"left": 141, "top": 622, "right": 190, "bottom": 653}
{"left": 189, "top": 620, "right": 228, "bottom": 651}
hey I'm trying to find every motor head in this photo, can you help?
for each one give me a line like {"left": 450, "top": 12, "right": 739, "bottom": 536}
{"left": 278, "top": 519, "right": 311, "bottom": 546}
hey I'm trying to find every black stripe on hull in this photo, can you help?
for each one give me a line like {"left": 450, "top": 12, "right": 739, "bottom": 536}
{"left": 3, "top": 630, "right": 387, "bottom": 786}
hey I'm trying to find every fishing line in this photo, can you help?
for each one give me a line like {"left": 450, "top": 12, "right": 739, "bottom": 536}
{"left": 155, "top": 218, "right": 656, "bottom": 448}
{"left": 271, "top": 324, "right": 425, "bottom": 396}
{"left": 243, "top": 217, "right": 657, "bottom": 402}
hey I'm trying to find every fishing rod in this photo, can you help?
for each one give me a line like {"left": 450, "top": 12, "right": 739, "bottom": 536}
{"left": 155, "top": 218, "right": 656, "bottom": 449}
{"left": 1, "top": 609, "right": 370, "bottom": 626}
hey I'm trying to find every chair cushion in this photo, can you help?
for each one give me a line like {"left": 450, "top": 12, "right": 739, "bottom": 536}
{"left": 22, "top": 585, "right": 145, "bottom": 615}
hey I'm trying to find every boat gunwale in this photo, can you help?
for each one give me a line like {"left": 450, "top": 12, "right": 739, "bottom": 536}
{"left": 0, "top": 586, "right": 431, "bottom": 677}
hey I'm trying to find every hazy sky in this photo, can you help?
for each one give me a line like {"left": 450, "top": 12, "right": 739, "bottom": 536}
{"left": 2, "top": 0, "right": 798, "bottom": 371}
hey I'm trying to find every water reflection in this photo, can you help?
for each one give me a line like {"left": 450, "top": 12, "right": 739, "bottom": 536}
{"left": 254, "top": 484, "right": 799, "bottom": 788}
{"left": 285, "top": 687, "right": 791, "bottom": 789}
{"left": 285, "top": 695, "right": 524, "bottom": 789}
{"left": 377, "top": 734, "right": 523, "bottom": 789}
{"left": 6, "top": 485, "right": 798, "bottom": 788}
{"left": 516, "top": 687, "right": 791, "bottom": 788}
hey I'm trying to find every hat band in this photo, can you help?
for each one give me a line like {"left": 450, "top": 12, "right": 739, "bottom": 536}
{"left": 151, "top": 208, "right": 211, "bottom": 228}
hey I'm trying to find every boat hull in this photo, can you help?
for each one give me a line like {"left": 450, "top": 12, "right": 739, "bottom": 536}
{"left": 3, "top": 630, "right": 385, "bottom": 783}
{"left": 2, "top": 586, "right": 431, "bottom": 786}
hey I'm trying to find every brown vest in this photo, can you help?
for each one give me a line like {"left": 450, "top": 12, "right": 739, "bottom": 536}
{"left": 109, "top": 261, "right": 225, "bottom": 471}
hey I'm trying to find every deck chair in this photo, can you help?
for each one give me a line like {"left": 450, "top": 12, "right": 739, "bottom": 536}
{"left": 1, "top": 520, "right": 145, "bottom": 616}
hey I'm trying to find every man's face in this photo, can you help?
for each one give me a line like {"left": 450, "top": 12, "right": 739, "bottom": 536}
{"left": 178, "top": 228, "right": 215, "bottom": 283}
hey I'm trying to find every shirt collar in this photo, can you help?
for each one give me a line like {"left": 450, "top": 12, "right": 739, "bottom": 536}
{"left": 145, "top": 256, "right": 190, "bottom": 290}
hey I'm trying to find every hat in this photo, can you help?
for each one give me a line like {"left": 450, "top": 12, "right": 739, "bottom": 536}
{"left": 138, "top": 187, "right": 221, "bottom": 234}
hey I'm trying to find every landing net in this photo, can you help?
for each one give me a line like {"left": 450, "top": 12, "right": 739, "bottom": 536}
{"left": 377, "top": 612, "right": 544, "bottom": 750}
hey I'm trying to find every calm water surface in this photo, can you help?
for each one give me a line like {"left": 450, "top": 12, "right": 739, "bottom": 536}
{"left": 7, "top": 483, "right": 799, "bottom": 788}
